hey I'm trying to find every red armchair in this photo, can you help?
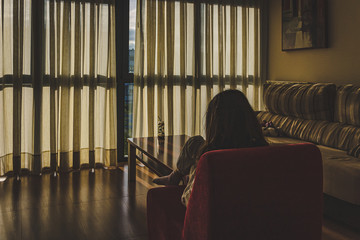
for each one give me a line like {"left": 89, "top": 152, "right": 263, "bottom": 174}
{"left": 147, "top": 143, "right": 323, "bottom": 240}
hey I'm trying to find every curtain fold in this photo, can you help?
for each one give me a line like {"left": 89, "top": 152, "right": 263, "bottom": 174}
{"left": 133, "top": 0, "right": 267, "bottom": 138}
{"left": 0, "top": 0, "right": 117, "bottom": 176}
{"left": 43, "top": 0, "right": 117, "bottom": 172}
{"left": 0, "top": 0, "right": 33, "bottom": 176}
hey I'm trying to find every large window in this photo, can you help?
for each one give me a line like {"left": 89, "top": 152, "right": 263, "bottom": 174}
{"left": 0, "top": 0, "right": 118, "bottom": 176}
{"left": 131, "top": 0, "right": 266, "bottom": 139}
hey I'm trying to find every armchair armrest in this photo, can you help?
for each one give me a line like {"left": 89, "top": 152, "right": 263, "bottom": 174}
{"left": 147, "top": 186, "right": 187, "bottom": 240}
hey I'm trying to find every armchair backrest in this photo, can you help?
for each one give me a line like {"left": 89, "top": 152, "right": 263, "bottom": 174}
{"left": 183, "top": 143, "right": 323, "bottom": 240}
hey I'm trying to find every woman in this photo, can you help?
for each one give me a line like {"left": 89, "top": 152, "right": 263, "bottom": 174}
{"left": 153, "top": 89, "right": 268, "bottom": 206}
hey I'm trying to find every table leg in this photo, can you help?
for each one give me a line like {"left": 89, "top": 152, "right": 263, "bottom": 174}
{"left": 128, "top": 143, "right": 136, "bottom": 182}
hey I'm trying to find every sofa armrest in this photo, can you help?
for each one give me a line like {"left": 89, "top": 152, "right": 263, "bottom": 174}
{"left": 147, "top": 186, "right": 187, "bottom": 240}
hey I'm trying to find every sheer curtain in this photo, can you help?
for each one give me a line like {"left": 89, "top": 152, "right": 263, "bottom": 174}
{"left": 0, "top": 0, "right": 33, "bottom": 175}
{"left": 133, "top": 0, "right": 267, "bottom": 138}
{"left": 42, "top": 0, "right": 117, "bottom": 172}
{"left": 0, "top": 0, "right": 117, "bottom": 176}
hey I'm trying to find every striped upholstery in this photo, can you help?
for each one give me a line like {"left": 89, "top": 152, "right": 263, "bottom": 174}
{"left": 259, "top": 83, "right": 360, "bottom": 152}
{"left": 348, "top": 144, "right": 360, "bottom": 158}
{"left": 336, "top": 126, "right": 360, "bottom": 151}
{"left": 264, "top": 83, "right": 336, "bottom": 121}
{"left": 258, "top": 112, "right": 304, "bottom": 140}
{"left": 297, "top": 120, "right": 328, "bottom": 144}
{"left": 335, "top": 85, "right": 360, "bottom": 126}
{"left": 257, "top": 111, "right": 286, "bottom": 128}
{"left": 283, "top": 118, "right": 304, "bottom": 139}
{"left": 258, "top": 111, "right": 360, "bottom": 151}
{"left": 318, "top": 122, "right": 343, "bottom": 149}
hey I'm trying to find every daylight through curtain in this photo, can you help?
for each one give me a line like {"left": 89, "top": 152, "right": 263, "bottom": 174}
{"left": 133, "top": 0, "right": 267, "bottom": 138}
{"left": 0, "top": 0, "right": 32, "bottom": 175}
{"left": 0, "top": 0, "right": 117, "bottom": 176}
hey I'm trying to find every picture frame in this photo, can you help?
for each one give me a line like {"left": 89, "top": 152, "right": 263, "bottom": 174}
{"left": 282, "top": 0, "right": 327, "bottom": 51}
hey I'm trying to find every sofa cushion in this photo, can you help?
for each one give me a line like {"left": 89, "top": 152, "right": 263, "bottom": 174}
{"left": 265, "top": 136, "right": 308, "bottom": 145}
{"left": 318, "top": 122, "right": 343, "bottom": 149}
{"left": 259, "top": 111, "right": 360, "bottom": 151}
{"left": 258, "top": 111, "right": 286, "bottom": 127}
{"left": 266, "top": 138, "right": 360, "bottom": 205}
{"left": 257, "top": 111, "right": 302, "bottom": 137}
{"left": 264, "top": 83, "right": 336, "bottom": 121}
{"left": 336, "top": 125, "right": 360, "bottom": 151}
{"left": 335, "top": 85, "right": 360, "bottom": 126}
{"left": 318, "top": 145, "right": 360, "bottom": 205}
{"left": 348, "top": 144, "right": 360, "bottom": 158}
{"left": 258, "top": 112, "right": 326, "bottom": 145}
{"left": 317, "top": 124, "right": 360, "bottom": 151}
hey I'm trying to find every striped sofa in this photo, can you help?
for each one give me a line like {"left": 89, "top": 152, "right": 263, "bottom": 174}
{"left": 258, "top": 82, "right": 360, "bottom": 206}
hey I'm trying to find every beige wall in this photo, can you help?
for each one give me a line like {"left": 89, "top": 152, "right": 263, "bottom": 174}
{"left": 268, "top": 0, "right": 360, "bottom": 85}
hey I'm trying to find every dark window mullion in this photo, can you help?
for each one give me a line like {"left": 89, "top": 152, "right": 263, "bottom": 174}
{"left": 115, "top": 0, "right": 130, "bottom": 162}
{"left": 124, "top": 73, "right": 134, "bottom": 83}
{"left": 32, "top": 0, "right": 44, "bottom": 174}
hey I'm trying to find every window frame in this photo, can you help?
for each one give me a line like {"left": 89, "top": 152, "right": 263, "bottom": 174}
{"left": 115, "top": 0, "right": 134, "bottom": 162}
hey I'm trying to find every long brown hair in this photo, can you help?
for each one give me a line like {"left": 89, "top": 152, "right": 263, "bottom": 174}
{"left": 197, "top": 89, "right": 268, "bottom": 159}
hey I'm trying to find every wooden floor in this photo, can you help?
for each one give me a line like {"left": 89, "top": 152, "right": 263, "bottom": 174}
{"left": 0, "top": 164, "right": 359, "bottom": 240}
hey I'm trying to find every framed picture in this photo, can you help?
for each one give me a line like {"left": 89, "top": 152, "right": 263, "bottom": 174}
{"left": 282, "top": 0, "right": 327, "bottom": 51}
